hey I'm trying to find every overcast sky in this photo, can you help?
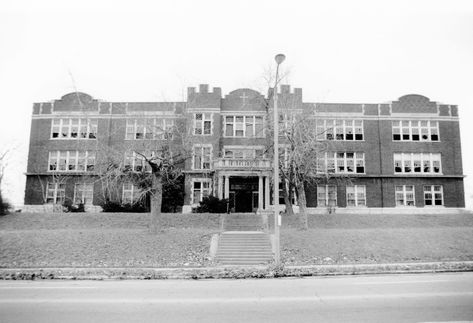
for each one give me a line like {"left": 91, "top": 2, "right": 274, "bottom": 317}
{"left": 1, "top": 0, "right": 472, "bottom": 208}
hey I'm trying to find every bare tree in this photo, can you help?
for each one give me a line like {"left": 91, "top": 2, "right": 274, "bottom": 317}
{"left": 263, "top": 79, "right": 355, "bottom": 229}
{"left": 0, "top": 149, "right": 10, "bottom": 214}
{"left": 96, "top": 111, "right": 192, "bottom": 234}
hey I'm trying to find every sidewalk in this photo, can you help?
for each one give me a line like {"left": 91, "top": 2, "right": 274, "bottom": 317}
{"left": 1, "top": 261, "right": 472, "bottom": 280}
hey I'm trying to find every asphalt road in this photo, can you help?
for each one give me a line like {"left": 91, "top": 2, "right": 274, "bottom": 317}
{"left": 0, "top": 272, "right": 472, "bottom": 323}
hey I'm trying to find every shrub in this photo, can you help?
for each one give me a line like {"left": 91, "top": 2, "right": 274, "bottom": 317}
{"left": 62, "top": 199, "right": 85, "bottom": 213}
{"left": 0, "top": 201, "right": 11, "bottom": 216}
{"left": 101, "top": 200, "right": 147, "bottom": 213}
{"left": 195, "top": 196, "right": 229, "bottom": 213}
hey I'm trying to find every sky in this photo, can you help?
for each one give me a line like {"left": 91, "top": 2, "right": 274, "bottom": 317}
{"left": 1, "top": 0, "right": 473, "bottom": 208}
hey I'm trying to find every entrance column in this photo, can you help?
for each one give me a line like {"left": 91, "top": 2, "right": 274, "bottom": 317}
{"left": 218, "top": 175, "right": 223, "bottom": 199}
{"left": 224, "top": 175, "right": 230, "bottom": 199}
{"left": 265, "top": 175, "right": 270, "bottom": 209}
{"left": 258, "top": 176, "right": 264, "bottom": 210}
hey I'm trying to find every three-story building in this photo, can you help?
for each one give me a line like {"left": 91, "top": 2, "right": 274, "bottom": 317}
{"left": 23, "top": 84, "right": 465, "bottom": 213}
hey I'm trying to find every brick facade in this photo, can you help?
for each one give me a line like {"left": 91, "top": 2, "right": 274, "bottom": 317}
{"left": 24, "top": 88, "right": 465, "bottom": 212}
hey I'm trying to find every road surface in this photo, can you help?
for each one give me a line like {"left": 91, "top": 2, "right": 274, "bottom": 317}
{"left": 0, "top": 272, "right": 472, "bottom": 322}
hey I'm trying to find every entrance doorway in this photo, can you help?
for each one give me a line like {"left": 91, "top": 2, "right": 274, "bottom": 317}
{"left": 229, "top": 177, "right": 259, "bottom": 213}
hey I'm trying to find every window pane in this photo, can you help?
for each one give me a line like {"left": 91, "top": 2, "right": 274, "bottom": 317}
{"left": 225, "top": 124, "right": 233, "bottom": 136}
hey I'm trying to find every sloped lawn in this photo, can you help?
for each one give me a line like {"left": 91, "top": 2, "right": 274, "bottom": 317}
{"left": 280, "top": 212, "right": 473, "bottom": 265}
{"left": 0, "top": 213, "right": 221, "bottom": 268}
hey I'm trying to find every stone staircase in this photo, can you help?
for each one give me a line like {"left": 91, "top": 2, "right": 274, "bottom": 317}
{"left": 215, "top": 214, "right": 273, "bottom": 266}
{"left": 222, "top": 213, "right": 265, "bottom": 231}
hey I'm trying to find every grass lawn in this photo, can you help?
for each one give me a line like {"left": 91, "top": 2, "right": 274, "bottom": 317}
{"left": 1, "top": 212, "right": 472, "bottom": 268}
{"left": 280, "top": 212, "right": 473, "bottom": 265}
{"left": 0, "top": 213, "right": 221, "bottom": 268}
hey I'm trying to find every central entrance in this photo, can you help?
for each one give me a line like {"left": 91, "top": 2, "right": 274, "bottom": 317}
{"left": 229, "top": 177, "right": 259, "bottom": 213}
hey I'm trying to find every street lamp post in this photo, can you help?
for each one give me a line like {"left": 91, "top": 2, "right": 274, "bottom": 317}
{"left": 273, "top": 53, "right": 285, "bottom": 265}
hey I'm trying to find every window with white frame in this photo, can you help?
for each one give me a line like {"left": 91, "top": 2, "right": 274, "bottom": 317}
{"left": 193, "top": 145, "right": 212, "bottom": 170}
{"left": 395, "top": 185, "right": 415, "bottom": 206}
{"left": 346, "top": 185, "right": 366, "bottom": 207}
{"left": 46, "top": 182, "right": 66, "bottom": 204}
{"left": 48, "top": 151, "right": 95, "bottom": 172}
{"left": 125, "top": 118, "right": 174, "bottom": 140}
{"left": 224, "top": 115, "right": 264, "bottom": 138}
{"left": 424, "top": 185, "right": 443, "bottom": 206}
{"left": 124, "top": 151, "right": 153, "bottom": 172}
{"left": 122, "top": 183, "right": 141, "bottom": 204}
{"left": 51, "top": 118, "right": 98, "bottom": 139}
{"left": 224, "top": 148, "right": 264, "bottom": 159}
{"left": 192, "top": 179, "right": 212, "bottom": 204}
{"left": 317, "top": 185, "right": 337, "bottom": 207}
{"left": 392, "top": 120, "right": 439, "bottom": 141}
{"left": 278, "top": 113, "right": 296, "bottom": 134}
{"left": 393, "top": 153, "right": 441, "bottom": 174}
{"left": 317, "top": 152, "right": 365, "bottom": 174}
{"left": 74, "top": 183, "right": 94, "bottom": 204}
{"left": 316, "top": 119, "right": 363, "bottom": 141}
{"left": 279, "top": 181, "right": 297, "bottom": 205}
{"left": 193, "top": 113, "right": 212, "bottom": 135}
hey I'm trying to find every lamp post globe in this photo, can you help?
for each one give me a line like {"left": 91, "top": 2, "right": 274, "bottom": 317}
{"left": 275, "top": 54, "right": 286, "bottom": 65}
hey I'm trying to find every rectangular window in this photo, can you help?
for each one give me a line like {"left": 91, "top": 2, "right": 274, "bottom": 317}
{"left": 74, "top": 183, "right": 94, "bottom": 204}
{"left": 223, "top": 148, "right": 261, "bottom": 159}
{"left": 393, "top": 153, "right": 442, "bottom": 174}
{"left": 126, "top": 118, "right": 174, "bottom": 140}
{"left": 46, "top": 183, "right": 66, "bottom": 204}
{"left": 279, "top": 113, "right": 296, "bottom": 135}
{"left": 424, "top": 185, "right": 443, "bottom": 206}
{"left": 194, "top": 113, "right": 212, "bottom": 135}
{"left": 50, "top": 118, "right": 98, "bottom": 139}
{"left": 224, "top": 115, "right": 265, "bottom": 138}
{"left": 346, "top": 185, "right": 366, "bottom": 207}
{"left": 48, "top": 151, "right": 96, "bottom": 173}
{"left": 192, "top": 179, "right": 212, "bottom": 204}
{"left": 122, "top": 183, "right": 141, "bottom": 204}
{"left": 193, "top": 145, "right": 212, "bottom": 170}
{"left": 124, "top": 151, "right": 153, "bottom": 172}
{"left": 317, "top": 185, "right": 337, "bottom": 207}
{"left": 395, "top": 185, "right": 415, "bottom": 206}
{"left": 317, "top": 119, "right": 364, "bottom": 141}
{"left": 392, "top": 120, "right": 439, "bottom": 141}
{"left": 317, "top": 152, "right": 365, "bottom": 174}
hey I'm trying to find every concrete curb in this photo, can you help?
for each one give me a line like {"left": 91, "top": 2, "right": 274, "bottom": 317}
{"left": 0, "top": 261, "right": 472, "bottom": 280}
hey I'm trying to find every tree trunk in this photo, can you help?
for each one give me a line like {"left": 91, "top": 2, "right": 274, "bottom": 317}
{"left": 0, "top": 186, "right": 4, "bottom": 215}
{"left": 295, "top": 181, "right": 308, "bottom": 230}
{"left": 150, "top": 173, "right": 163, "bottom": 234}
{"left": 282, "top": 184, "right": 294, "bottom": 215}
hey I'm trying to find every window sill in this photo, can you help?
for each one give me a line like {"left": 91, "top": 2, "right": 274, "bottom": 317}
{"left": 392, "top": 140, "right": 441, "bottom": 143}
{"left": 50, "top": 138, "right": 97, "bottom": 140}
{"left": 393, "top": 173, "right": 443, "bottom": 176}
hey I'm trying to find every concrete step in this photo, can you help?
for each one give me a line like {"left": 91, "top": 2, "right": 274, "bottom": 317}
{"left": 219, "top": 243, "right": 270, "bottom": 246}
{"left": 221, "top": 227, "right": 264, "bottom": 231}
{"left": 216, "top": 252, "right": 273, "bottom": 258}
{"left": 217, "top": 246, "right": 271, "bottom": 249}
{"left": 219, "top": 237, "right": 269, "bottom": 240}
{"left": 217, "top": 255, "right": 272, "bottom": 259}
{"left": 218, "top": 246, "right": 271, "bottom": 249}
{"left": 217, "top": 251, "right": 272, "bottom": 254}
{"left": 217, "top": 254, "right": 273, "bottom": 258}
{"left": 218, "top": 260, "right": 272, "bottom": 265}
{"left": 217, "top": 258, "right": 272, "bottom": 263}
{"left": 219, "top": 243, "right": 271, "bottom": 250}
